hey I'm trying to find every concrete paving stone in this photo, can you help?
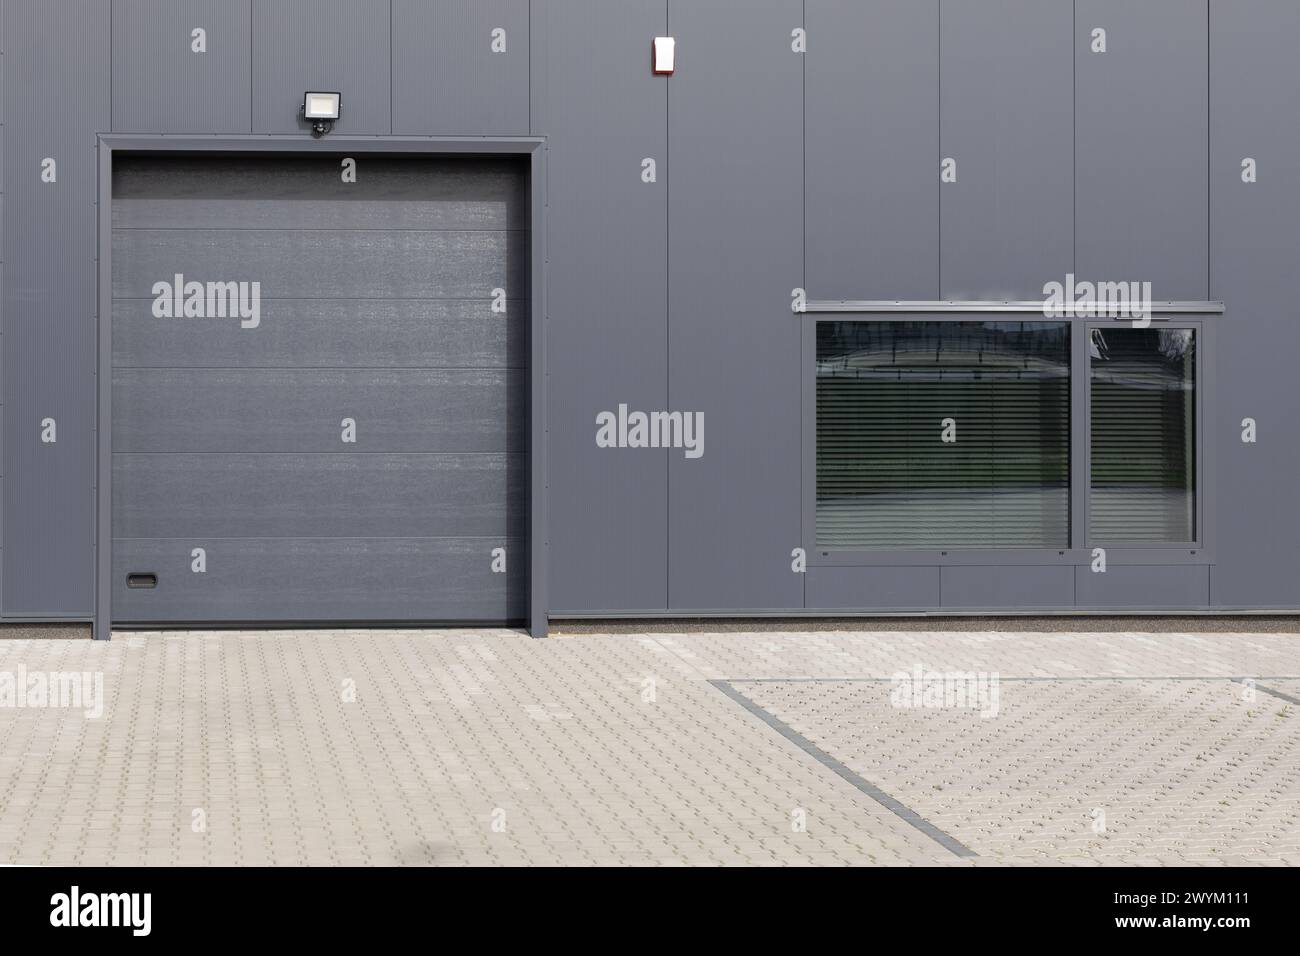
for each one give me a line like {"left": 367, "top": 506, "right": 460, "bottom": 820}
{"left": 1, "top": 629, "right": 1297, "bottom": 865}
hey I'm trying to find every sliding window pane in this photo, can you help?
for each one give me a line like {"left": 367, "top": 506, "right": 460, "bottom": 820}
{"left": 815, "top": 321, "right": 1070, "bottom": 549}
{"left": 1088, "top": 327, "right": 1196, "bottom": 543}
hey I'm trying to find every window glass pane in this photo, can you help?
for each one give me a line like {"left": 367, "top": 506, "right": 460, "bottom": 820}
{"left": 1088, "top": 327, "right": 1196, "bottom": 543}
{"left": 816, "top": 321, "right": 1071, "bottom": 549}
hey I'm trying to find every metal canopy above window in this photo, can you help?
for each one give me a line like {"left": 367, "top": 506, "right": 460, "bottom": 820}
{"left": 801, "top": 300, "right": 1225, "bottom": 314}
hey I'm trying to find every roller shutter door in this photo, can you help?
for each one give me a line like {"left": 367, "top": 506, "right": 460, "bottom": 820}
{"left": 110, "top": 153, "right": 528, "bottom": 624}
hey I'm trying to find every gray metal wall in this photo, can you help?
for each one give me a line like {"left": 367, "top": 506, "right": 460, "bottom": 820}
{"left": 1, "top": 0, "right": 1295, "bottom": 624}
{"left": 1209, "top": 0, "right": 1300, "bottom": 607}
{"left": 2, "top": 0, "right": 108, "bottom": 617}
{"left": 532, "top": 0, "right": 669, "bottom": 612}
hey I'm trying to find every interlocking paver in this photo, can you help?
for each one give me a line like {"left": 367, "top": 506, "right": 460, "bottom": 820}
{"left": 0, "top": 628, "right": 1296, "bottom": 865}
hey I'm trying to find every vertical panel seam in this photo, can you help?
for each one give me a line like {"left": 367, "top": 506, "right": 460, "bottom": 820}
{"left": 527, "top": 0, "right": 531, "bottom": 133}
{"left": 249, "top": 0, "right": 254, "bottom": 132}
{"left": 389, "top": 0, "right": 393, "bottom": 134}
{"left": 1205, "top": 0, "right": 1210, "bottom": 299}
{"left": 665, "top": 0, "right": 671, "bottom": 610}
{"left": 1, "top": 0, "right": 4, "bottom": 615}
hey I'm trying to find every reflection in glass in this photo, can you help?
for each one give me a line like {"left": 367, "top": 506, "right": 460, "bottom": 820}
{"left": 816, "top": 321, "right": 1071, "bottom": 549}
{"left": 1089, "top": 327, "right": 1195, "bottom": 543}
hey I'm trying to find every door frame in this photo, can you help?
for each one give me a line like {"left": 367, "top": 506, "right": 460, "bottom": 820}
{"left": 95, "top": 135, "right": 548, "bottom": 639}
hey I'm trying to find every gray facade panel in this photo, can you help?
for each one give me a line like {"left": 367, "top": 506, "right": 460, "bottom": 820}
{"left": 1075, "top": 0, "right": 1209, "bottom": 300}
{"left": 667, "top": 0, "right": 803, "bottom": 611}
{"left": 0, "top": 1, "right": 1288, "bottom": 625}
{"left": 393, "top": 0, "right": 529, "bottom": 135}
{"left": 1, "top": 0, "right": 108, "bottom": 616}
{"left": 940, "top": 0, "right": 1073, "bottom": 300}
{"left": 532, "top": 0, "right": 669, "bottom": 612}
{"left": 115, "top": 536, "right": 526, "bottom": 622}
{"left": 251, "top": 0, "right": 391, "bottom": 135}
{"left": 112, "top": 0, "right": 252, "bottom": 134}
{"left": 806, "top": 0, "right": 938, "bottom": 300}
{"left": 1075, "top": 565, "right": 1210, "bottom": 608}
{"left": 941, "top": 565, "right": 1075, "bottom": 610}
{"left": 1208, "top": 1, "right": 1300, "bottom": 607}
{"left": 805, "top": 566, "right": 941, "bottom": 610}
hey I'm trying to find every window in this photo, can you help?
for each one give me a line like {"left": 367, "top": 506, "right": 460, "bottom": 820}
{"left": 816, "top": 321, "right": 1070, "bottom": 549}
{"left": 1088, "top": 327, "right": 1196, "bottom": 544}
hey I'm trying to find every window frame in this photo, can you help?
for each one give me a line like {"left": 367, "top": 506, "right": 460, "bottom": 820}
{"left": 801, "top": 313, "right": 1212, "bottom": 569}
{"left": 1082, "top": 317, "right": 1210, "bottom": 562}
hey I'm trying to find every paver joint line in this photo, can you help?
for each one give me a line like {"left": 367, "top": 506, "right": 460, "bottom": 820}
{"left": 707, "top": 679, "right": 978, "bottom": 859}
{"left": 1232, "top": 679, "right": 1300, "bottom": 707}
{"left": 733, "top": 676, "right": 1300, "bottom": 683}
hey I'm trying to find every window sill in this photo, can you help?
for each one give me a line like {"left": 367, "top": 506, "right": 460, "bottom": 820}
{"left": 809, "top": 547, "right": 1213, "bottom": 568}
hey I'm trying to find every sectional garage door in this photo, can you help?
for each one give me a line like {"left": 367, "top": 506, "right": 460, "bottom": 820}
{"left": 110, "top": 153, "right": 528, "bottom": 624}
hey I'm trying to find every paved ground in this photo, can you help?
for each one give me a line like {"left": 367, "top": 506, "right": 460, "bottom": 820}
{"left": 0, "top": 628, "right": 1297, "bottom": 866}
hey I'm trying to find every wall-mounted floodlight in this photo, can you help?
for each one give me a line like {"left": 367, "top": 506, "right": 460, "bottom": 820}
{"left": 303, "top": 91, "right": 341, "bottom": 136}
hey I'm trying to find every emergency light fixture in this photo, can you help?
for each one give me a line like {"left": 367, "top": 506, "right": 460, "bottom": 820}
{"left": 653, "top": 37, "right": 675, "bottom": 75}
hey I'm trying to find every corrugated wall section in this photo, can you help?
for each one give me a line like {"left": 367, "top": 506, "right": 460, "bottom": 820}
{"left": 0, "top": 1, "right": 1296, "bottom": 622}
{"left": 2, "top": 0, "right": 108, "bottom": 618}
{"left": 1, "top": 0, "right": 4, "bottom": 613}
{"left": 1209, "top": 0, "right": 1300, "bottom": 608}
{"left": 532, "top": 0, "right": 670, "bottom": 613}
{"left": 666, "top": 0, "right": 803, "bottom": 611}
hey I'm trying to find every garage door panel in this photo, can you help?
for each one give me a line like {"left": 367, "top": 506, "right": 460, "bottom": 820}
{"left": 112, "top": 228, "right": 527, "bottom": 300}
{"left": 113, "top": 155, "right": 526, "bottom": 212}
{"left": 114, "top": 453, "right": 525, "bottom": 539}
{"left": 114, "top": 537, "right": 526, "bottom": 623}
{"left": 113, "top": 298, "right": 524, "bottom": 369}
{"left": 112, "top": 153, "right": 528, "bottom": 624}
{"left": 113, "top": 199, "right": 526, "bottom": 232}
{"left": 113, "top": 368, "right": 525, "bottom": 453}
